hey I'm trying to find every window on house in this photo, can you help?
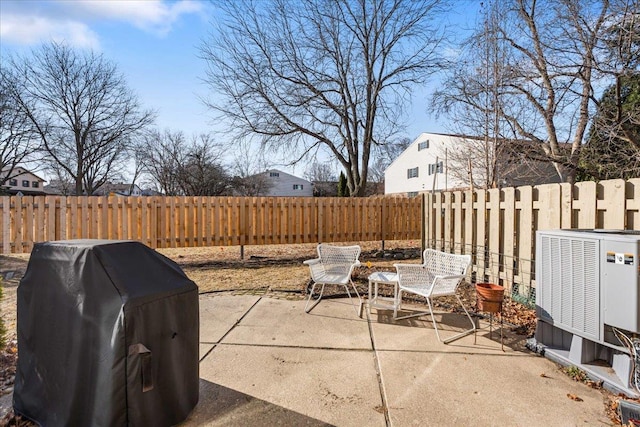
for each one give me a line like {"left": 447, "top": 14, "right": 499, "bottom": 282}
{"left": 407, "top": 191, "right": 419, "bottom": 197}
{"left": 407, "top": 167, "right": 419, "bottom": 179}
{"left": 293, "top": 184, "right": 303, "bottom": 190}
{"left": 418, "top": 140, "right": 429, "bottom": 151}
{"left": 428, "top": 161, "right": 443, "bottom": 175}
{"left": 22, "top": 180, "right": 30, "bottom": 187}
{"left": 269, "top": 172, "right": 280, "bottom": 177}
{"left": 9, "top": 179, "right": 17, "bottom": 186}
{"left": 32, "top": 181, "right": 39, "bottom": 188}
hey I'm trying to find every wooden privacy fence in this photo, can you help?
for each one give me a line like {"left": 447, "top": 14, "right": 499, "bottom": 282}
{"left": 425, "top": 178, "right": 640, "bottom": 301}
{"left": 0, "top": 196, "right": 422, "bottom": 254}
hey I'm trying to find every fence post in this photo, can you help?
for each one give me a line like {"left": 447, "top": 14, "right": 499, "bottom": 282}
{"left": 421, "top": 193, "right": 426, "bottom": 261}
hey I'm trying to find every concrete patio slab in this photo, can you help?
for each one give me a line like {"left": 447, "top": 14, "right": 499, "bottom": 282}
{"left": 377, "top": 349, "right": 608, "bottom": 426}
{"left": 2, "top": 294, "right": 613, "bottom": 426}
{"left": 224, "top": 297, "right": 372, "bottom": 350}
{"left": 199, "top": 344, "right": 214, "bottom": 361}
{"left": 199, "top": 294, "right": 260, "bottom": 343}
{"left": 369, "top": 303, "right": 527, "bottom": 355}
{"left": 183, "top": 379, "right": 332, "bottom": 426}
{"left": 195, "top": 345, "right": 385, "bottom": 427}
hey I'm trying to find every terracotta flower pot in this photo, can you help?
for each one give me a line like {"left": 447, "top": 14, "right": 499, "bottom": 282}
{"left": 476, "top": 283, "right": 504, "bottom": 313}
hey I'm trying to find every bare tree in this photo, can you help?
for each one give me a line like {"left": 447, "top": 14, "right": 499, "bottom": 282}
{"left": 139, "top": 130, "right": 185, "bottom": 195}
{"left": 304, "top": 161, "right": 337, "bottom": 196}
{"left": 5, "top": 42, "right": 155, "bottom": 194}
{"left": 304, "top": 161, "right": 336, "bottom": 183}
{"left": 0, "top": 68, "right": 40, "bottom": 188}
{"left": 229, "top": 139, "right": 273, "bottom": 196}
{"left": 368, "top": 136, "right": 411, "bottom": 186}
{"left": 433, "top": 0, "right": 516, "bottom": 188}
{"left": 140, "top": 130, "right": 231, "bottom": 196}
{"left": 497, "top": 0, "right": 612, "bottom": 183}
{"left": 201, "top": 0, "right": 448, "bottom": 196}
{"left": 177, "top": 134, "right": 230, "bottom": 196}
{"left": 435, "top": 0, "right": 623, "bottom": 184}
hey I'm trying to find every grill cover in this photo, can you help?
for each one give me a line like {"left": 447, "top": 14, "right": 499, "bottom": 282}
{"left": 13, "top": 240, "right": 199, "bottom": 426}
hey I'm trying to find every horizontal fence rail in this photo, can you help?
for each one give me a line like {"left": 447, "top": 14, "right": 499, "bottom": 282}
{"left": 424, "top": 178, "right": 640, "bottom": 301}
{"left": 0, "top": 196, "right": 422, "bottom": 254}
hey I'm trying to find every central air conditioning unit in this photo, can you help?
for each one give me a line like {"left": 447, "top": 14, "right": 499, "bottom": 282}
{"left": 533, "top": 229, "right": 640, "bottom": 396}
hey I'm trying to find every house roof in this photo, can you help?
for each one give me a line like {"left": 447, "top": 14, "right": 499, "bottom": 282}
{"left": 257, "top": 169, "right": 312, "bottom": 183}
{"left": 1, "top": 166, "right": 46, "bottom": 182}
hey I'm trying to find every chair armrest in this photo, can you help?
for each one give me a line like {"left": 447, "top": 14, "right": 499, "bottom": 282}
{"left": 353, "top": 260, "right": 361, "bottom": 267}
{"left": 303, "top": 258, "right": 321, "bottom": 265}
{"left": 431, "top": 274, "right": 466, "bottom": 297}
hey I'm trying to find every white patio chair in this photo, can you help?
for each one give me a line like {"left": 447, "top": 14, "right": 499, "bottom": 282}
{"left": 394, "top": 249, "right": 475, "bottom": 344}
{"left": 304, "top": 244, "right": 362, "bottom": 315}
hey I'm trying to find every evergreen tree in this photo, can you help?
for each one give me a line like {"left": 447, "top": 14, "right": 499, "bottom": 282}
{"left": 337, "top": 172, "right": 349, "bottom": 197}
{"left": 579, "top": 74, "right": 640, "bottom": 181}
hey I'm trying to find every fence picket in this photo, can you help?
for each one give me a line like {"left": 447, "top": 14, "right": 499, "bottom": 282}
{"left": 6, "top": 176, "right": 639, "bottom": 293}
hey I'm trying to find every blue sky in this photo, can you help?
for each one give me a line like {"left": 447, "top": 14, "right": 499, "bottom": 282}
{"left": 1, "top": 0, "right": 481, "bottom": 173}
{"left": 1, "top": 0, "right": 215, "bottom": 136}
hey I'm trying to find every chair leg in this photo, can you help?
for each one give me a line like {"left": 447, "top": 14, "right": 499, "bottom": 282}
{"left": 395, "top": 295, "right": 476, "bottom": 344}
{"left": 348, "top": 279, "right": 363, "bottom": 316}
{"left": 306, "top": 280, "right": 363, "bottom": 317}
{"left": 437, "top": 295, "right": 477, "bottom": 345}
{"left": 393, "top": 291, "right": 431, "bottom": 320}
{"left": 393, "top": 289, "right": 402, "bottom": 319}
{"left": 305, "top": 282, "right": 326, "bottom": 313}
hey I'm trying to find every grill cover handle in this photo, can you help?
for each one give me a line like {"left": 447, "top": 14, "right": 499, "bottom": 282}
{"left": 129, "top": 343, "right": 154, "bottom": 393}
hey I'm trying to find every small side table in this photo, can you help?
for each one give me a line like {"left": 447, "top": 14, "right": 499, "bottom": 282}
{"left": 367, "top": 272, "right": 399, "bottom": 316}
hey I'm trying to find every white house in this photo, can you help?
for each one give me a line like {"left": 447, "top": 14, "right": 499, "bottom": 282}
{"left": 385, "top": 132, "right": 562, "bottom": 196}
{"left": 1, "top": 166, "right": 46, "bottom": 195}
{"left": 385, "top": 133, "right": 467, "bottom": 196}
{"left": 262, "top": 169, "right": 313, "bottom": 197}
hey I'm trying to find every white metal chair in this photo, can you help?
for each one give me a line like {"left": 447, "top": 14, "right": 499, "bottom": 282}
{"left": 394, "top": 249, "right": 475, "bottom": 344}
{"left": 304, "top": 244, "right": 362, "bottom": 315}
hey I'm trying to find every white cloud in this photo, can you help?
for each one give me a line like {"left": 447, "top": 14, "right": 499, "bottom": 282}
{"left": 0, "top": 0, "right": 204, "bottom": 48}
{"left": 72, "top": 0, "right": 205, "bottom": 35}
{"left": 0, "top": 13, "right": 100, "bottom": 48}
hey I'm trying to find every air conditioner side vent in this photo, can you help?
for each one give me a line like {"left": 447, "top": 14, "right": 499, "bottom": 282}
{"left": 537, "top": 234, "right": 600, "bottom": 341}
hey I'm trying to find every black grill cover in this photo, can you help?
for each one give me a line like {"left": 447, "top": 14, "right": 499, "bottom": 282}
{"left": 13, "top": 240, "right": 199, "bottom": 426}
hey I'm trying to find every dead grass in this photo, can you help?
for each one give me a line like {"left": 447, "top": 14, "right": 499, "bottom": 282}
{"left": 0, "top": 241, "right": 418, "bottom": 335}
{"left": 165, "top": 241, "right": 416, "bottom": 295}
{"left": 0, "top": 240, "right": 539, "bottom": 334}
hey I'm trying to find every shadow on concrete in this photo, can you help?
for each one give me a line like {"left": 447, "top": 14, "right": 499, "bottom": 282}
{"left": 181, "top": 379, "right": 334, "bottom": 426}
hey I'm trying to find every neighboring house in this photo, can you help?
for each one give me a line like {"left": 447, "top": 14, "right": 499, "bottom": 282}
{"left": 94, "top": 183, "right": 143, "bottom": 196}
{"left": 0, "top": 166, "right": 46, "bottom": 195}
{"left": 43, "top": 179, "right": 74, "bottom": 195}
{"left": 384, "top": 132, "right": 561, "bottom": 196}
{"left": 259, "top": 169, "right": 313, "bottom": 197}
{"left": 385, "top": 133, "right": 467, "bottom": 196}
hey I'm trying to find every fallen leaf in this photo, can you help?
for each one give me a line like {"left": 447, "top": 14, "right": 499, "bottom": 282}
{"left": 567, "top": 393, "right": 583, "bottom": 402}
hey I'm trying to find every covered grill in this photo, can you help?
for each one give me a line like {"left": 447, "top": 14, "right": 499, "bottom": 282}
{"left": 14, "top": 240, "right": 199, "bottom": 426}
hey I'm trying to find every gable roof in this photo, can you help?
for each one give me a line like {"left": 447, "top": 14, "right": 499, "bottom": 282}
{"left": 1, "top": 166, "right": 46, "bottom": 182}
